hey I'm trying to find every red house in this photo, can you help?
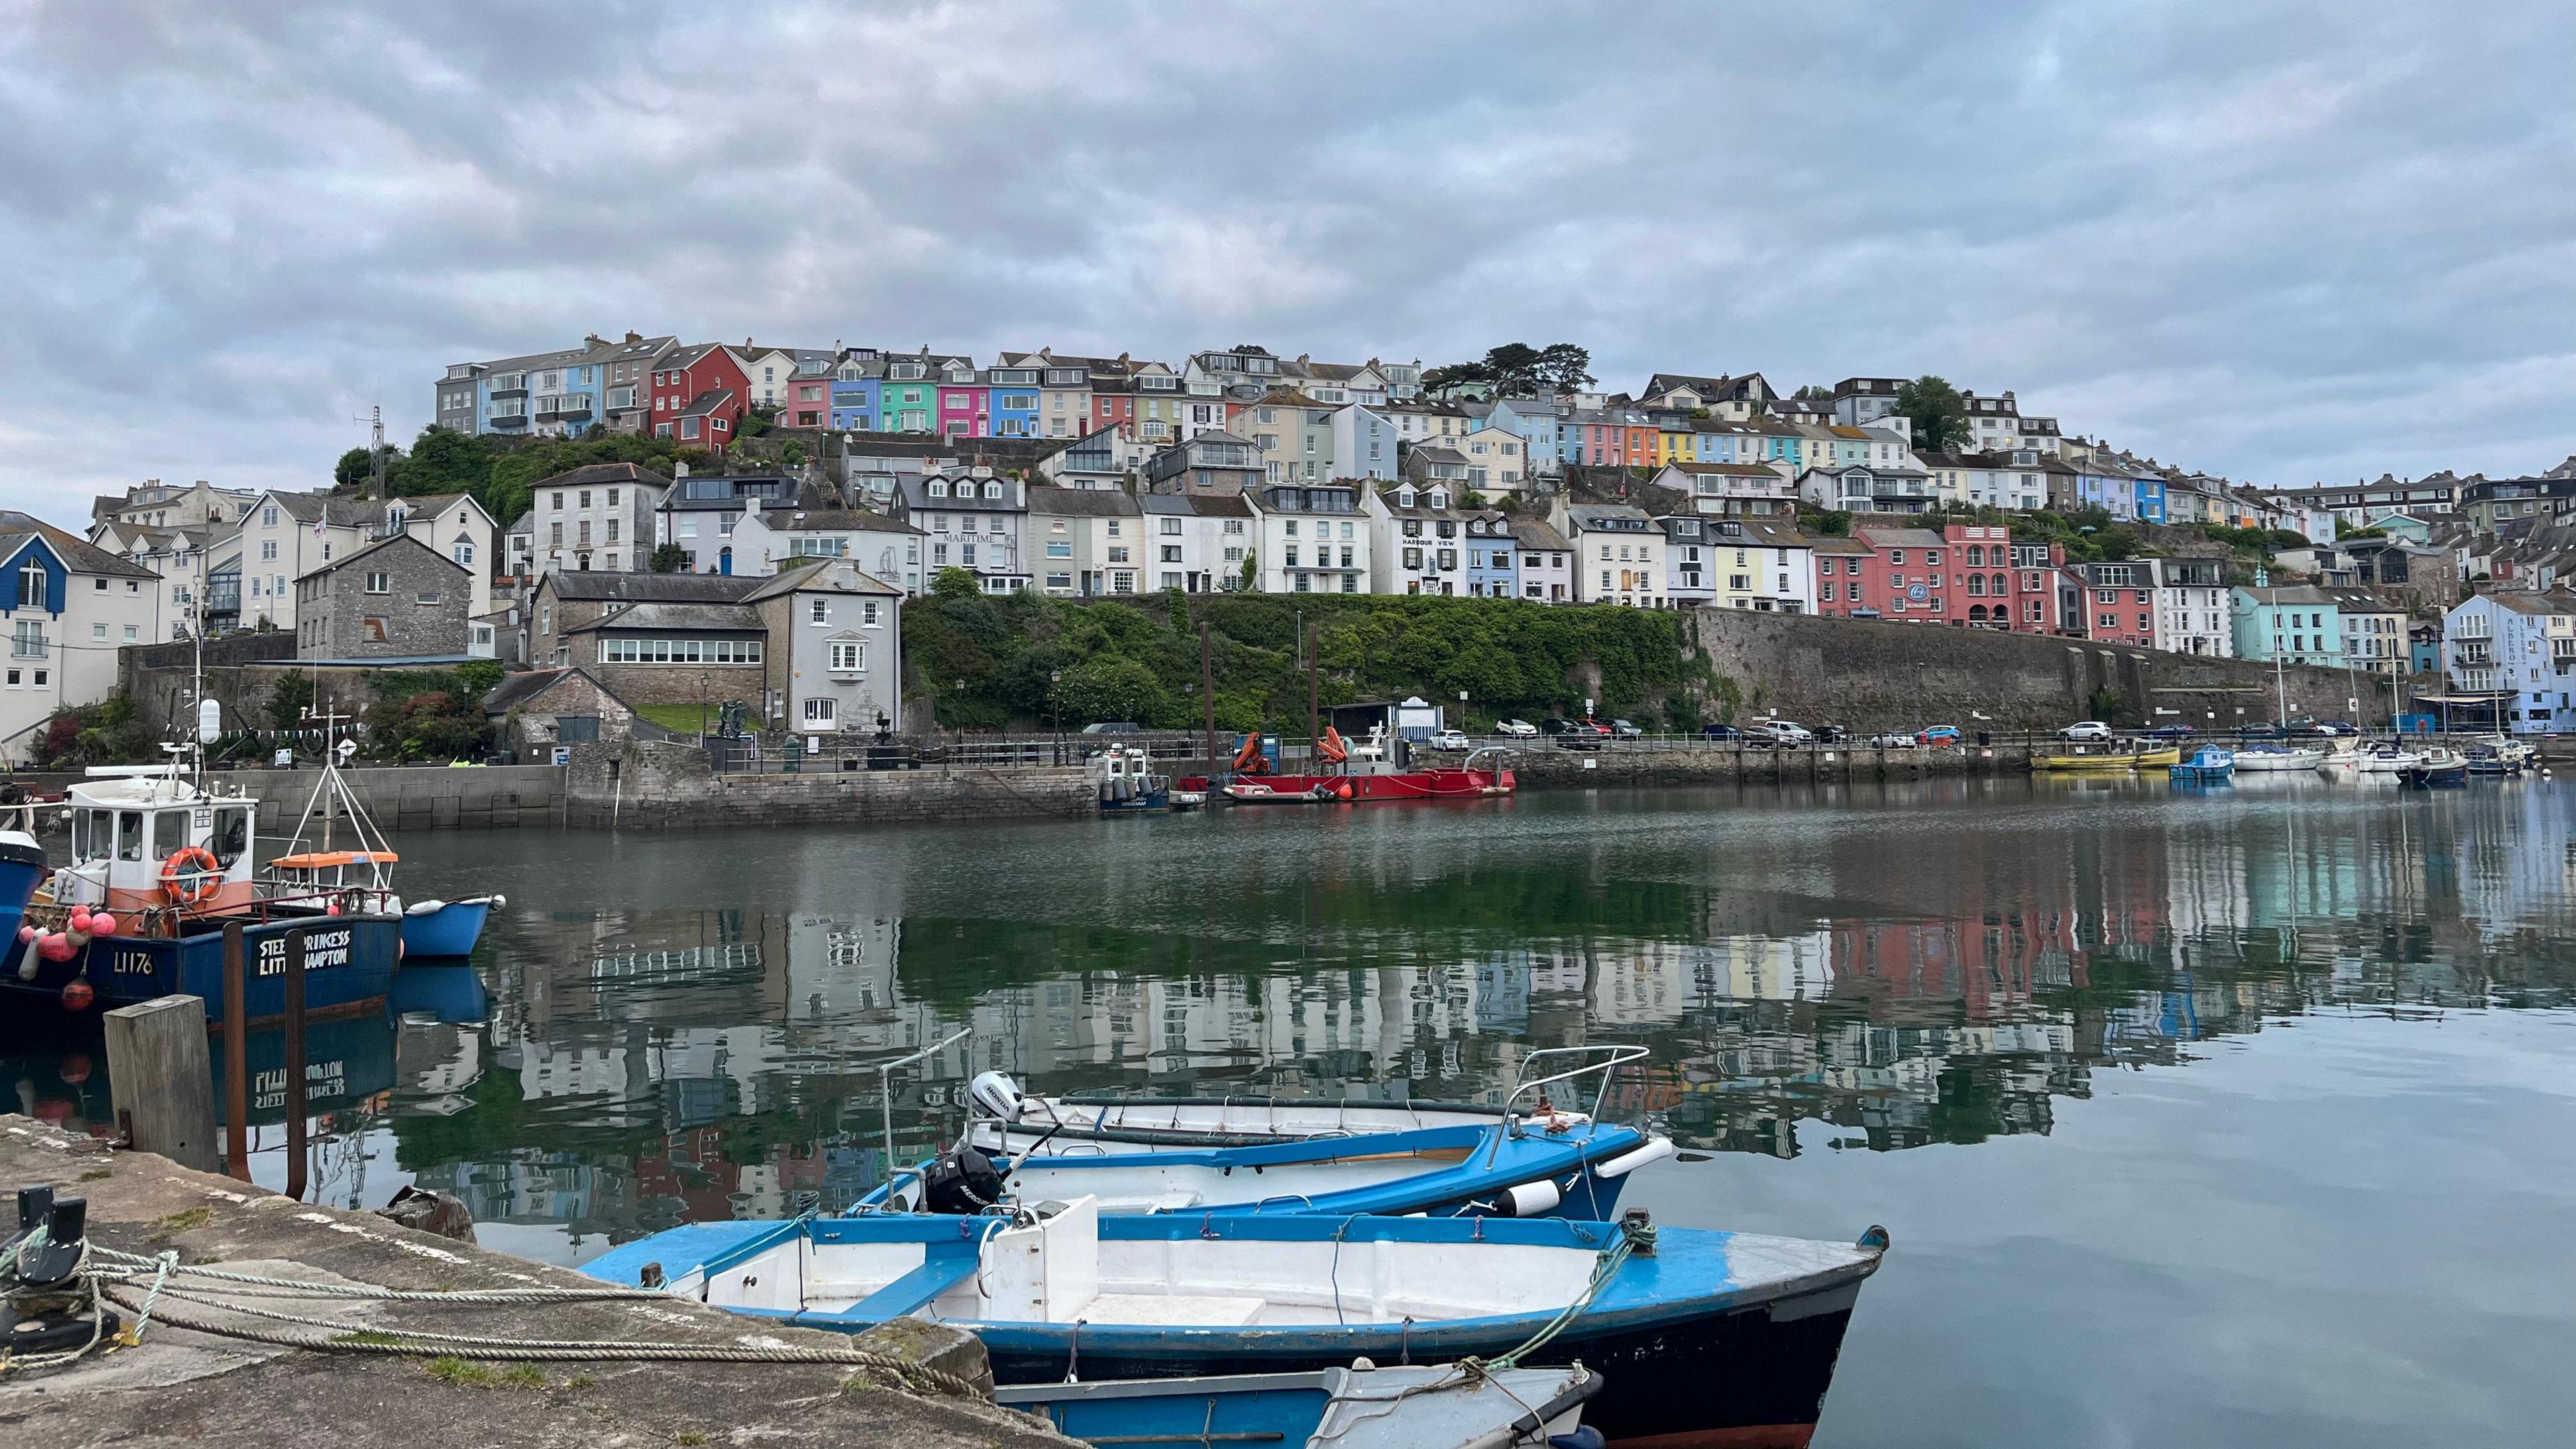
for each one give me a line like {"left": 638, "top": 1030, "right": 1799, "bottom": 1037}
{"left": 1813, "top": 524, "right": 2064, "bottom": 631}
{"left": 650, "top": 343, "right": 751, "bottom": 453}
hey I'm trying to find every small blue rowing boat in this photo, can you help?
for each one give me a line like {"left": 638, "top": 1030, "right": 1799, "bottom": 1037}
{"left": 583, "top": 1202, "right": 1888, "bottom": 1448}
{"left": 2168, "top": 745, "right": 2235, "bottom": 783}
{"left": 997, "top": 1362, "right": 1603, "bottom": 1449}
{"left": 399, "top": 894, "right": 502, "bottom": 957}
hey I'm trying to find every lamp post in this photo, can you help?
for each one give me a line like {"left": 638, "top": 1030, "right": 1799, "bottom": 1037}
{"left": 1051, "top": 668, "right": 1063, "bottom": 765}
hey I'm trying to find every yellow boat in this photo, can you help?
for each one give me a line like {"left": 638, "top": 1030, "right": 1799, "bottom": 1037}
{"left": 2033, "top": 746, "right": 2182, "bottom": 771}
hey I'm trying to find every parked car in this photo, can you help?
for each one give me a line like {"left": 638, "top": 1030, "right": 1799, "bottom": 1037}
{"left": 1428, "top": 728, "right": 1471, "bottom": 751}
{"left": 1578, "top": 720, "right": 1615, "bottom": 737}
{"left": 1495, "top": 719, "right": 1539, "bottom": 737}
{"left": 1699, "top": 723, "right": 1742, "bottom": 740}
{"left": 2239, "top": 723, "right": 2288, "bottom": 741}
{"left": 1747, "top": 720, "right": 1815, "bottom": 747}
{"left": 1081, "top": 721, "right": 1143, "bottom": 735}
{"left": 2060, "top": 721, "right": 2114, "bottom": 741}
{"left": 2305, "top": 720, "right": 2360, "bottom": 737}
{"left": 1868, "top": 732, "right": 1917, "bottom": 749}
{"left": 1607, "top": 719, "right": 1644, "bottom": 739}
{"left": 1918, "top": 725, "right": 1962, "bottom": 747}
{"left": 1540, "top": 718, "right": 1577, "bottom": 735}
{"left": 1555, "top": 730, "right": 1603, "bottom": 751}
{"left": 2142, "top": 724, "right": 2198, "bottom": 741}
{"left": 1814, "top": 724, "right": 1849, "bottom": 745}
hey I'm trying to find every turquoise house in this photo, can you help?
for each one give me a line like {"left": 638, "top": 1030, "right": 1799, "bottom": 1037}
{"left": 2231, "top": 585, "right": 2345, "bottom": 667}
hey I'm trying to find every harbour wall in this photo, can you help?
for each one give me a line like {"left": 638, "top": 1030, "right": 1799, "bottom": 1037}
{"left": 561, "top": 739, "right": 1097, "bottom": 829}
{"left": 207, "top": 764, "right": 567, "bottom": 831}
{"left": 1683, "top": 609, "right": 2397, "bottom": 731}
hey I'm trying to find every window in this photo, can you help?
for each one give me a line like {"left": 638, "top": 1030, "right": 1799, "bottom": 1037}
{"left": 13, "top": 559, "right": 40, "bottom": 608}
{"left": 809, "top": 598, "right": 828, "bottom": 624}
{"left": 828, "top": 639, "right": 865, "bottom": 672}
{"left": 262, "top": 505, "right": 278, "bottom": 527}
{"left": 366, "top": 572, "right": 390, "bottom": 594}
{"left": 803, "top": 697, "right": 837, "bottom": 727}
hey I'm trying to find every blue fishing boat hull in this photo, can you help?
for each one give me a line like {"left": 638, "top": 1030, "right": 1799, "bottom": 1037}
{"left": 585, "top": 1213, "right": 1885, "bottom": 1449}
{"left": 998, "top": 1364, "right": 1601, "bottom": 1449}
{"left": 0, "top": 912, "right": 401, "bottom": 1025}
{"left": 400, "top": 898, "right": 492, "bottom": 957}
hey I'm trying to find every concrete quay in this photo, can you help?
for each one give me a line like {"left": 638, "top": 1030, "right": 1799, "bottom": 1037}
{"left": 0, "top": 1115, "right": 1073, "bottom": 1449}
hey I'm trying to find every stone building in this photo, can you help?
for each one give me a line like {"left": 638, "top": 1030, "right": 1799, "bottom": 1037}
{"left": 482, "top": 666, "right": 647, "bottom": 759}
{"left": 292, "top": 534, "right": 470, "bottom": 660}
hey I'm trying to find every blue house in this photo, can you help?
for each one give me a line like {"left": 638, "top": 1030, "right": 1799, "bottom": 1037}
{"left": 2131, "top": 471, "right": 2167, "bottom": 524}
{"left": 1476, "top": 398, "right": 1563, "bottom": 476}
{"left": 1464, "top": 510, "right": 1517, "bottom": 598}
{"left": 985, "top": 362, "right": 1044, "bottom": 439}
{"left": 2231, "top": 585, "right": 2345, "bottom": 667}
{"left": 830, "top": 361, "right": 881, "bottom": 431}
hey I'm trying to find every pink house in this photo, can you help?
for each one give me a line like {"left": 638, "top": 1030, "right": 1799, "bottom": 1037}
{"left": 936, "top": 356, "right": 987, "bottom": 438}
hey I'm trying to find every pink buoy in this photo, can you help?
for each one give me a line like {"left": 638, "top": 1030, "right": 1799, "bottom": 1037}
{"left": 89, "top": 913, "right": 117, "bottom": 937}
{"left": 40, "top": 934, "right": 78, "bottom": 963}
{"left": 67, "top": 910, "right": 92, "bottom": 934}
{"left": 325, "top": 902, "right": 341, "bottom": 916}
{"left": 13, "top": 924, "right": 32, "bottom": 944}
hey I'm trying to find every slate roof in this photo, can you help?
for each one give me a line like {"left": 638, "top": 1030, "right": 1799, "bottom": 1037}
{"left": 1026, "top": 486, "right": 1139, "bottom": 517}
{"left": 293, "top": 531, "right": 468, "bottom": 584}
{"left": 738, "top": 559, "right": 901, "bottom": 599}
{"left": 530, "top": 462, "right": 673, "bottom": 491}
{"left": 482, "top": 667, "right": 631, "bottom": 715}
{"left": 0, "top": 511, "right": 162, "bottom": 578}
{"left": 1507, "top": 517, "right": 1573, "bottom": 553}
{"left": 571, "top": 602, "right": 765, "bottom": 634}
{"left": 680, "top": 389, "right": 737, "bottom": 418}
{"left": 543, "top": 572, "right": 765, "bottom": 604}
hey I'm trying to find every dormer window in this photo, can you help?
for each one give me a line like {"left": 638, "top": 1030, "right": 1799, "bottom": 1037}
{"left": 1397, "top": 486, "right": 1415, "bottom": 507}
{"left": 928, "top": 480, "right": 949, "bottom": 498}
{"left": 983, "top": 482, "right": 1003, "bottom": 500}
{"left": 1428, "top": 488, "right": 1448, "bottom": 510}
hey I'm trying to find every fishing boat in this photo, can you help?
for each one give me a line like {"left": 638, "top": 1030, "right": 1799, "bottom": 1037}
{"left": 1, "top": 826, "right": 41, "bottom": 949}
{"left": 2167, "top": 745, "right": 2236, "bottom": 782}
{"left": 2349, "top": 745, "right": 2422, "bottom": 775}
{"left": 2231, "top": 745, "right": 2326, "bottom": 773}
{"left": 998, "top": 1361, "right": 1601, "bottom": 1449}
{"left": 2464, "top": 743, "right": 2522, "bottom": 777}
{"left": 1222, "top": 731, "right": 1513, "bottom": 804}
{"left": 1089, "top": 746, "right": 1173, "bottom": 815}
{"left": 265, "top": 741, "right": 501, "bottom": 957}
{"left": 2032, "top": 745, "right": 2181, "bottom": 772}
{"left": 584, "top": 1203, "right": 1888, "bottom": 1449}
{"left": 2396, "top": 748, "right": 2469, "bottom": 788}
{"left": 7, "top": 763, "right": 400, "bottom": 1024}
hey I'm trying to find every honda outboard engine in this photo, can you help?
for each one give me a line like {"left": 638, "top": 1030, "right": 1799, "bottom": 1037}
{"left": 918, "top": 1146, "right": 1006, "bottom": 1215}
{"left": 968, "top": 1070, "right": 1024, "bottom": 1121}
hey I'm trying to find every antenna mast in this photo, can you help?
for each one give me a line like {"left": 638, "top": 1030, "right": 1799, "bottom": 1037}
{"left": 352, "top": 404, "right": 386, "bottom": 500}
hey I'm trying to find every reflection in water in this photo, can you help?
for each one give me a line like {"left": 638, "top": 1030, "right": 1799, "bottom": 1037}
{"left": 8, "top": 780, "right": 2572, "bottom": 1244}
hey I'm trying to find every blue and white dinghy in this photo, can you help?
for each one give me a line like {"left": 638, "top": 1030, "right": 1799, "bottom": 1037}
{"left": 898, "top": 1048, "right": 1673, "bottom": 1220}
{"left": 583, "top": 1199, "right": 1888, "bottom": 1448}
{"left": 997, "top": 1361, "right": 1603, "bottom": 1449}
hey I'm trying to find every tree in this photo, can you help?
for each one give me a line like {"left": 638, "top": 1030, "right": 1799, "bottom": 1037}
{"left": 932, "top": 566, "right": 981, "bottom": 600}
{"left": 1239, "top": 553, "right": 1259, "bottom": 592}
{"left": 1482, "top": 343, "right": 1543, "bottom": 390}
{"left": 1892, "top": 376, "right": 1972, "bottom": 453}
{"left": 266, "top": 672, "right": 315, "bottom": 731}
{"left": 1532, "top": 343, "right": 1594, "bottom": 392}
{"left": 405, "top": 427, "right": 494, "bottom": 497}
{"left": 649, "top": 543, "right": 692, "bottom": 574}
{"left": 1055, "top": 655, "right": 1169, "bottom": 726}
{"left": 1792, "top": 384, "right": 1831, "bottom": 401}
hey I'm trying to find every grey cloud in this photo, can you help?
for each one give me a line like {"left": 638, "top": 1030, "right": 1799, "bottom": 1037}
{"left": 3, "top": 0, "right": 2571, "bottom": 521}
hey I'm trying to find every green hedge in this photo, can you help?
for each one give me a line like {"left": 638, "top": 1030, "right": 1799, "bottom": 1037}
{"left": 901, "top": 592, "right": 1701, "bottom": 732}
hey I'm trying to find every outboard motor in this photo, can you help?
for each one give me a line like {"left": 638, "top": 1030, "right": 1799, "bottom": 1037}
{"left": 968, "top": 1071, "right": 1024, "bottom": 1121}
{"left": 918, "top": 1146, "right": 1006, "bottom": 1215}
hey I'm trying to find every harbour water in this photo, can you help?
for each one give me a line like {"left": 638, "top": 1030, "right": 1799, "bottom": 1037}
{"left": 8, "top": 774, "right": 2574, "bottom": 1446}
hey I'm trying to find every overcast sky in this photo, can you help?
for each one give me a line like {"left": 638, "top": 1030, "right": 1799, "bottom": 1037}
{"left": 5, "top": 1, "right": 2571, "bottom": 523}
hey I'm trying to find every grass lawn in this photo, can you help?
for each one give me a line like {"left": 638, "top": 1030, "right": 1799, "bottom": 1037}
{"left": 633, "top": 704, "right": 714, "bottom": 735}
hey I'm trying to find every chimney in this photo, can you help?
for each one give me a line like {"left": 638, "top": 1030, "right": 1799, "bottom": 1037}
{"left": 584, "top": 333, "right": 604, "bottom": 348}
{"left": 625, "top": 331, "right": 641, "bottom": 343}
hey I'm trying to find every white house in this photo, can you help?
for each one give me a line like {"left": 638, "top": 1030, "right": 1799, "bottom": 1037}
{"left": 1138, "top": 493, "right": 1251, "bottom": 593}
{"left": 731, "top": 503, "right": 926, "bottom": 595}
{"left": 235, "top": 490, "right": 494, "bottom": 630}
{"left": 1508, "top": 517, "right": 1577, "bottom": 604}
{"left": 1027, "top": 486, "right": 1143, "bottom": 597}
{"left": 3, "top": 514, "right": 164, "bottom": 763}
{"left": 1648, "top": 462, "right": 1798, "bottom": 518}
{"left": 1364, "top": 482, "right": 1470, "bottom": 596}
{"left": 1324, "top": 405, "right": 1400, "bottom": 482}
{"left": 1246, "top": 479, "right": 1366, "bottom": 594}
{"left": 2442, "top": 590, "right": 2576, "bottom": 733}
{"left": 1557, "top": 502, "right": 1662, "bottom": 607}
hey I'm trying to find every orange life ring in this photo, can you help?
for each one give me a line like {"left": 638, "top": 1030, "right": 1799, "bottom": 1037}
{"left": 160, "top": 846, "right": 223, "bottom": 906}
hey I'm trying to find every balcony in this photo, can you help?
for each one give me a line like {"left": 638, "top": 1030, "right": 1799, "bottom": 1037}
{"left": 535, "top": 394, "right": 594, "bottom": 420}
{"left": 10, "top": 633, "right": 48, "bottom": 659}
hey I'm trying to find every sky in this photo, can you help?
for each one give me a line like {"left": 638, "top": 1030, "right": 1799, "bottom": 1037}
{"left": 3, "top": 0, "right": 2572, "bottom": 524}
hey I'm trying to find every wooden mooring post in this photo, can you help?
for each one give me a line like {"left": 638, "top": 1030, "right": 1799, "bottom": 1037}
{"left": 222, "top": 920, "right": 249, "bottom": 1179}
{"left": 103, "top": 994, "right": 218, "bottom": 1172}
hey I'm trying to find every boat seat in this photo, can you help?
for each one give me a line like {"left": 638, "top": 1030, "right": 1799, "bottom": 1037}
{"left": 1092, "top": 1190, "right": 1205, "bottom": 1215}
{"left": 1074, "top": 1292, "right": 1268, "bottom": 1326}
{"left": 846, "top": 1250, "right": 981, "bottom": 1318}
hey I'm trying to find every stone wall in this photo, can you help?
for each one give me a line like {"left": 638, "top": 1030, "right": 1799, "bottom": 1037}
{"left": 564, "top": 738, "right": 1096, "bottom": 828}
{"left": 205, "top": 763, "right": 564, "bottom": 831}
{"left": 1684, "top": 608, "right": 2395, "bottom": 730}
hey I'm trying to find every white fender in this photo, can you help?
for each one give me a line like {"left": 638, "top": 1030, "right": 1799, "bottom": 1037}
{"left": 1500, "top": 1178, "right": 1562, "bottom": 1218}
{"left": 1593, "top": 1136, "right": 1676, "bottom": 1180}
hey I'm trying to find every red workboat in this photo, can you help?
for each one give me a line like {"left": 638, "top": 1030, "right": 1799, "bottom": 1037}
{"left": 1220, "top": 730, "right": 1514, "bottom": 804}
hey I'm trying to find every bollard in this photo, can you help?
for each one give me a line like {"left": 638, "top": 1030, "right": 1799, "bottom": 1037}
{"left": 103, "top": 995, "right": 219, "bottom": 1172}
